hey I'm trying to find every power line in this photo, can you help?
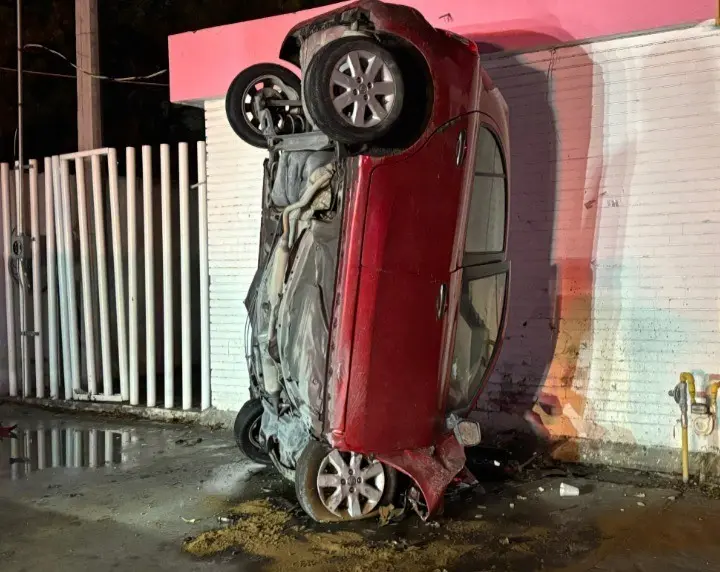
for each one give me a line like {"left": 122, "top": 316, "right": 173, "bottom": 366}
{"left": 22, "top": 43, "right": 169, "bottom": 86}
{"left": 0, "top": 64, "right": 168, "bottom": 87}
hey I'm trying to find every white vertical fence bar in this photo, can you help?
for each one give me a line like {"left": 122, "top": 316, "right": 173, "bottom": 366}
{"left": 74, "top": 158, "right": 97, "bottom": 396}
{"left": 107, "top": 149, "right": 129, "bottom": 401}
{"left": 52, "top": 157, "right": 71, "bottom": 399}
{"left": 15, "top": 166, "right": 30, "bottom": 396}
{"left": 44, "top": 157, "right": 58, "bottom": 399}
{"left": 197, "top": 141, "right": 210, "bottom": 411}
{"left": 179, "top": 143, "right": 191, "bottom": 410}
{"left": 1, "top": 163, "right": 17, "bottom": 396}
{"left": 90, "top": 156, "right": 113, "bottom": 397}
{"left": 60, "top": 159, "right": 81, "bottom": 395}
{"left": 142, "top": 146, "right": 156, "bottom": 407}
{"left": 126, "top": 148, "right": 139, "bottom": 405}
{"left": 29, "top": 160, "right": 44, "bottom": 397}
{"left": 160, "top": 144, "right": 174, "bottom": 409}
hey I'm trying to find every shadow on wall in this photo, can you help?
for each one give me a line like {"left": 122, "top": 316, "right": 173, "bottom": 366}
{"left": 470, "top": 31, "right": 623, "bottom": 460}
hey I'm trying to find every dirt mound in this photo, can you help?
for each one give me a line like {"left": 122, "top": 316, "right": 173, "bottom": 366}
{"left": 183, "top": 499, "right": 498, "bottom": 571}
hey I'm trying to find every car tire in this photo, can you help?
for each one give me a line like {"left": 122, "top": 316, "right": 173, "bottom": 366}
{"left": 303, "top": 37, "right": 405, "bottom": 145}
{"left": 233, "top": 398, "right": 271, "bottom": 465}
{"left": 225, "top": 63, "right": 302, "bottom": 148}
{"left": 295, "top": 440, "right": 398, "bottom": 523}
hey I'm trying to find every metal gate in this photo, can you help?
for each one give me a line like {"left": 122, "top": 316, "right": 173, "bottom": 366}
{"left": 1, "top": 143, "right": 210, "bottom": 410}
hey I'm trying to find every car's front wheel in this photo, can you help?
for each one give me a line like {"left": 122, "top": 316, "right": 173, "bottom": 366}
{"left": 295, "top": 440, "right": 398, "bottom": 522}
{"left": 303, "top": 37, "right": 405, "bottom": 145}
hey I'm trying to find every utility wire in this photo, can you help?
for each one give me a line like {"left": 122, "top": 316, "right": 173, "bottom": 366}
{"left": 22, "top": 43, "right": 169, "bottom": 85}
{"left": 0, "top": 65, "right": 167, "bottom": 86}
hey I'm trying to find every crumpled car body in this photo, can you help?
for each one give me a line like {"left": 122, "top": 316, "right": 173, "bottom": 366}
{"left": 232, "top": 0, "right": 510, "bottom": 520}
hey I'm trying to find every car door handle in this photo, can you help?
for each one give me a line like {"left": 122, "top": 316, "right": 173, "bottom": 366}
{"left": 456, "top": 129, "right": 467, "bottom": 166}
{"left": 436, "top": 283, "right": 448, "bottom": 320}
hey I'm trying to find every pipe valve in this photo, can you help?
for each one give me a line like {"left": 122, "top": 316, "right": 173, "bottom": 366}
{"left": 669, "top": 382, "right": 688, "bottom": 424}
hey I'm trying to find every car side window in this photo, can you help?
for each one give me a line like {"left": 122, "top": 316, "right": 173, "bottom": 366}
{"left": 464, "top": 127, "right": 506, "bottom": 255}
{"left": 448, "top": 270, "right": 507, "bottom": 410}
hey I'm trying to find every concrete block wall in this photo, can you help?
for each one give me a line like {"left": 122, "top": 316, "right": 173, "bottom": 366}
{"left": 478, "top": 21, "right": 720, "bottom": 456}
{"left": 203, "top": 99, "right": 265, "bottom": 412}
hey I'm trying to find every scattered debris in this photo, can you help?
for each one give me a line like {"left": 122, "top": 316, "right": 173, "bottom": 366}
{"left": 474, "top": 514, "right": 483, "bottom": 519}
{"left": 499, "top": 537, "right": 510, "bottom": 546}
{"left": 635, "top": 493, "right": 646, "bottom": 499}
{"left": 516, "top": 452, "right": 539, "bottom": 472}
{"left": 637, "top": 502, "right": 646, "bottom": 507}
{"left": 0, "top": 424, "right": 18, "bottom": 440}
{"left": 425, "top": 521, "right": 441, "bottom": 529}
{"left": 408, "top": 487, "right": 429, "bottom": 520}
{"left": 538, "top": 487, "right": 545, "bottom": 493}
{"left": 218, "top": 515, "right": 240, "bottom": 525}
{"left": 668, "top": 496, "right": 677, "bottom": 501}
{"left": 181, "top": 517, "right": 198, "bottom": 524}
{"left": 493, "top": 460, "right": 501, "bottom": 467}
{"left": 175, "top": 437, "right": 203, "bottom": 447}
{"left": 509, "top": 503, "right": 515, "bottom": 509}
{"left": 559, "top": 483, "right": 580, "bottom": 497}
{"left": 517, "top": 495, "right": 528, "bottom": 501}
{"left": 378, "top": 504, "right": 405, "bottom": 527}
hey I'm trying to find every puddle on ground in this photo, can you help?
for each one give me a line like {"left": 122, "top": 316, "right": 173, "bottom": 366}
{"left": 0, "top": 416, "right": 185, "bottom": 481}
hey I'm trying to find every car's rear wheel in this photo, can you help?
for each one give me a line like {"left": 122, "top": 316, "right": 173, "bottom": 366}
{"left": 303, "top": 37, "right": 405, "bottom": 145}
{"left": 233, "top": 398, "right": 271, "bottom": 465}
{"left": 225, "top": 63, "right": 302, "bottom": 148}
{"left": 295, "top": 440, "right": 398, "bottom": 522}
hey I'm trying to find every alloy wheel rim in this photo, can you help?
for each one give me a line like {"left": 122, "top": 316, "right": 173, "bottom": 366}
{"left": 316, "top": 449, "right": 386, "bottom": 518}
{"left": 330, "top": 49, "right": 397, "bottom": 128}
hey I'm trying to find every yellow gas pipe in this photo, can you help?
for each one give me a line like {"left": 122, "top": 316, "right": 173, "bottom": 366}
{"left": 675, "top": 373, "right": 695, "bottom": 484}
{"left": 680, "top": 372, "right": 696, "bottom": 405}
{"left": 708, "top": 380, "right": 720, "bottom": 415}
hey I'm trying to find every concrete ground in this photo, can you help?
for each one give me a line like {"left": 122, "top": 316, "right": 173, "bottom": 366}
{"left": 0, "top": 404, "right": 718, "bottom": 572}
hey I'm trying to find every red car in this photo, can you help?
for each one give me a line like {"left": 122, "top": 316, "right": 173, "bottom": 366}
{"left": 227, "top": 0, "right": 510, "bottom": 522}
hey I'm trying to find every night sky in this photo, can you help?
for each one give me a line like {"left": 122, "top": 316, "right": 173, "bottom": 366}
{"left": 0, "top": 0, "right": 335, "bottom": 164}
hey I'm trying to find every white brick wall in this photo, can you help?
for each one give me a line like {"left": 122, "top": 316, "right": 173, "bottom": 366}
{"left": 204, "top": 99, "right": 265, "bottom": 411}
{"left": 479, "top": 21, "right": 720, "bottom": 452}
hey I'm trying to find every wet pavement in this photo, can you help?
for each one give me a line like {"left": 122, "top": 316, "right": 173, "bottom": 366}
{"left": 1, "top": 403, "right": 719, "bottom": 571}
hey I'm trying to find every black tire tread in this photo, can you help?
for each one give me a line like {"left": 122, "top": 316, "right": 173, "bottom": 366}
{"left": 294, "top": 439, "right": 399, "bottom": 523}
{"left": 225, "top": 63, "right": 301, "bottom": 148}
{"left": 233, "top": 398, "right": 271, "bottom": 465}
{"left": 303, "top": 37, "right": 405, "bottom": 145}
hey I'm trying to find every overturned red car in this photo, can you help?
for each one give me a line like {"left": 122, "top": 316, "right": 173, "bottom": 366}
{"left": 226, "top": 0, "right": 510, "bottom": 522}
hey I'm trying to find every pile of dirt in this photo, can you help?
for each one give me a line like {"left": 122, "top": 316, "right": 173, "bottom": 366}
{"left": 184, "top": 500, "right": 289, "bottom": 557}
{"left": 183, "top": 499, "right": 512, "bottom": 571}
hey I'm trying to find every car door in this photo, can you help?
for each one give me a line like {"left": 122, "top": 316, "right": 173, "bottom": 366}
{"left": 343, "top": 116, "right": 472, "bottom": 452}
{"left": 442, "top": 122, "right": 510, "bottom": 414}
